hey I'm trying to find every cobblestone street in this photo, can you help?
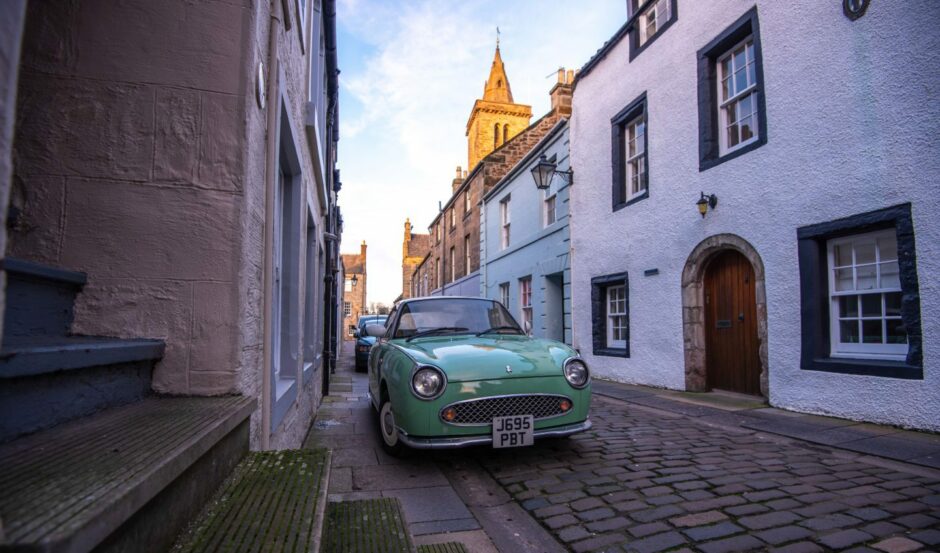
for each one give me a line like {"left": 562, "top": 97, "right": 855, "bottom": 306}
{"left": 307, "top": 345, "right": 940, "bottom": 552}
{"left": 477, "top": 396, "right": 940, "bottom": 552}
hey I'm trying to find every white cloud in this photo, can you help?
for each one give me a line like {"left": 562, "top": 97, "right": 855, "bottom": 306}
{"left": 336, "top": 0, "right": 625, "bottom": 305}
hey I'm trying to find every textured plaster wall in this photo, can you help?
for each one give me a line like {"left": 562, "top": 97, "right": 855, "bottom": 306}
{"left": 8, "top": 0, "right": 330, "bottom": 449}
{"left": 0, "top": 1, "right": 27, "bottom": 344}
{"left": 570, "top": 0, "right": 940, "bottom": 430}
{"left": 482, "top": 126, "right": 571, "bottom": 343}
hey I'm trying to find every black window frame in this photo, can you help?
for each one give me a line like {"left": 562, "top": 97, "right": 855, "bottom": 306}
{"left": 628, "top": 0, "right": 679, "bottom": 62}
{"left": 696, "top": 6, "right": 767, "bottom": 172}
{"left": 591, "top": 272, "right": 630, "bottom": 357}
{"left": 611, "top": 92, "right": 649, "bottom": 212}
{"left": 797, "top": 203, "right": 923, "bottom": 380}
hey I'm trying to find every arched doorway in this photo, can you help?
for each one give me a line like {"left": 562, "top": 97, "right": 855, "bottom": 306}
{"left": 704, "top": 250, "right": 760, "bottom": 395}
{"left": 682, "top": 234, "right": 768, "bottom": 397}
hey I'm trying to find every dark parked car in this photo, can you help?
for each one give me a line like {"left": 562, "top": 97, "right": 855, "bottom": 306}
{"left": 354, "top": 315, "right": 388, "bottom": 371}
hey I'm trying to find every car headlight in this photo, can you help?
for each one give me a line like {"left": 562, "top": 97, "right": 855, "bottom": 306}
{"left": 563, "top": 358, "right": 589, "bottom": 388}
{"left": 412, "top": 366, "right": 446, "bottom": 400}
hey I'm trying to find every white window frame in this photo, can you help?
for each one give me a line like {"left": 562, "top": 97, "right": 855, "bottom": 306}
{"left": 500, "top": 196, "right": 511, "bottom": 250}
{"left": 519, "top": 277, "right": 532, "bottom": 333}
{"left": 606, "top": 285, "right": 627, "bottom": 348}
{"left": 827, "top": 229, "right": 906, "bottom": 360}
{"left": 343, "top": 301, "right": 351, "bottom": 317}
{"left": 638, "top": 0, "right": 671, "bottom": 45}
{"left": 449, "top": 246, "right": 456, "bottom": 282}
{"left": 624, "top": 114, "right": 647, "bottom": 201}
{"left": 450, "top": 207, "right": 456, "bottom": 229}
{"left": 499, "top": 282, "right": 510, "bottom": 307}
{"left": 464, "top": 235, "right": 471, "bottom": 276}
{"left": 436, "top": 258, "right": 441, "bottom": 288}
{"left": 543, "top": 190, "right": 557, "bottom": 227}
{"left": 464, "top": 191, "right": 471, "bottom": 215}
{"left": 717, "top": 36, "right": 759, "bottom": 156}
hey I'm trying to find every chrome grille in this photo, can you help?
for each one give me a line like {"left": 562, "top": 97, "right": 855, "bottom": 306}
{"left": 443, "top": 394, "right": 572, "bottom": 425}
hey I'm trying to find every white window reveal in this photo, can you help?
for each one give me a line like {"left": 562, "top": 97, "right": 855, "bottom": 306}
{"left": 639, "top": 0, "right": 671, "bottom": 46}
{"left": 624, "top": 114, "right": 647, "bottom": 201}
{"left": 828, "top": 229, "right": 906, "bottom": 360}
{"left": 607, "top": 285, "right": 627, "bottom": 348}
{"left": 717, "top": 37, "right": 759, "bottom": 155}
{"left": 519, "top": 277, "right": 533, "bottom": 333}
{"left": 544, "top": 190, "right": 557, "bottom": 226}
{"left": 464, "top": 235, "right": 471, "bottom": 276}
{"left": 500, "top": 196, "right": 511, "bottom": 250}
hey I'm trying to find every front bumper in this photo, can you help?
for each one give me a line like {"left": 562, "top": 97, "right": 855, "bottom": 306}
{"left": 396, "top": 419, "right": 592, "bottom": 450}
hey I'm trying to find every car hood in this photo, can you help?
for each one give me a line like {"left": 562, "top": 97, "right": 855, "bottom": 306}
{"left": 390, "top": 335, "right": 576, "bottom": 382}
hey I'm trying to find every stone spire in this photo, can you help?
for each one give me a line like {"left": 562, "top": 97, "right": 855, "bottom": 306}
{"left": 465, "top": 38, "right": 532, "bottom": 169}
{"left": 482, "top": 43, "right": 513, "bottom": 103}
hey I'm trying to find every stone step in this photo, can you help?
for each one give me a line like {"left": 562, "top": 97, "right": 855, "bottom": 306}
{"left": 0, "top": 335, "right": 164, "bottom": 443}
{"left": 1, "top": 257, "right": 86, "bottom": 339}
{"left": 172, "top": 449, "right": 331, "bottom": 553}
{"left": 320, "top": 498, "right": 415, "bottom": 553}
{"left": 0, "top": 395, "right": 255, "bottom": 553}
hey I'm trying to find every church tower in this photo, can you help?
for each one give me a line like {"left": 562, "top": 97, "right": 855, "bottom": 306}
{"left": 465, "top": 41, "right": 532, "bottom": 169}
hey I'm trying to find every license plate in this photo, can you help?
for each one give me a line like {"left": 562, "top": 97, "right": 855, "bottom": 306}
{"left": 492, "top": 415, "right": 534, "bottom": 448}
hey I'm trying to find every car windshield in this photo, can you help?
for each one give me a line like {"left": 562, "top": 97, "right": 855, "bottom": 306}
{"left": 393, "top": 298, "right": 521, "bottom": 339}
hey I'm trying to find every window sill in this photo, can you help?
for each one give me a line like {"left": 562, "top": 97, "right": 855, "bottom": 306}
{"left": 594, "top": 347, "right": 629, "bottom": 358}
{"left": 614, "top": 190, "right": 649, "bottom": 212}
{"left": 802, "top": 357, "right": 923, "bottom": 380}
{"left": 629, "top": 15, "right": 677, "bottom": 62}
{"left": 700, "top": 136, "right": 766, "bottom": 172}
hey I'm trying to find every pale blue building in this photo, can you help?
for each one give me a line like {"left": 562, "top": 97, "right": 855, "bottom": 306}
{"left": 481, "top": 120, "right": 572, "bottom": 344}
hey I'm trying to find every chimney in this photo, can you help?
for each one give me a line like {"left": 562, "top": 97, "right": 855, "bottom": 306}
{"left": 452, "top": 165, "right": 465, "bottom": 194}
{"left": 550, "top": 67, "right": 573, "bottom": 117}
{"left": 361, "top": 240, "right": 367, "bottom": 260}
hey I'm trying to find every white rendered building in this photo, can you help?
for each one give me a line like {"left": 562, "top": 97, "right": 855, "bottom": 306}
{"left": 569, "top": 0, "right": 940, "bottom": 430}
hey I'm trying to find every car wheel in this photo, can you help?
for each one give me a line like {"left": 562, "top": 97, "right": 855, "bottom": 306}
{"left": 378, "top": 397, "right": 406, "bottom": 457}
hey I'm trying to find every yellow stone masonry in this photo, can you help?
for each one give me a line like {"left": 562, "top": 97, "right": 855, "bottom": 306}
{"left": 465, "top": 45, "right": 532, "bottom": 169}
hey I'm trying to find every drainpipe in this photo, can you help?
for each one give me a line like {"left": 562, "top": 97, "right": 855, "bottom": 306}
{"left": 260, "top": 0, "right": 281, "bottom": 450}
{"left": 480, "top": 201, "right": 487, "bottom": 297}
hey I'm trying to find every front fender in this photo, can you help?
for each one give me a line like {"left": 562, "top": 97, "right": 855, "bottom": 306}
{"left": 383, "top": 351, "right": 440, "bottom": 437}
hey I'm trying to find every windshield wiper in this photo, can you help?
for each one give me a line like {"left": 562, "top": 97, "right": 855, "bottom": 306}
{"left": 475, "top": 325, "right": 523, "bottom": 337}
{"left": 405, "top": 327, "right": 469, "bottom": 342}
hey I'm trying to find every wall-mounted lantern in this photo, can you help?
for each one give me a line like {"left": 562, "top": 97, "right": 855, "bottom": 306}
{"left": 351, "top": 275, "right": 359, "bottom": 286}
{"left": 696, "top": 192, "right": 718, "bottom": 218}
{"left": 843, "top": 0, "right": 871, "bottom": 20}
{"left": 530, "top": 155, "right": 573, "bottom": 190}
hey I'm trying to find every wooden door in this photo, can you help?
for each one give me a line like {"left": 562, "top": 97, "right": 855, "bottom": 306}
{"left": 704, "top": 250, "right": 761, "bottom": 395}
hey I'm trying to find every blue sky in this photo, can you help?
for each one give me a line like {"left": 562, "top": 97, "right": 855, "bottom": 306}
{"left": 336, "top": 0, "right": 626, "bottom": 305}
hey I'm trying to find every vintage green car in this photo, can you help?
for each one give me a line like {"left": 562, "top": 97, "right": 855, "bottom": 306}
{"left": 363, "top": 296, "right": 591, "bottom": 454}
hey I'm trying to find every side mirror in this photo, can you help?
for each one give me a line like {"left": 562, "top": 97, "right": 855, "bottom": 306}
{"left": 364, "top": 324, "right": 386, "bottom": 338}
{"left": 523, "top": 320, "right": 532, "bottom": 336}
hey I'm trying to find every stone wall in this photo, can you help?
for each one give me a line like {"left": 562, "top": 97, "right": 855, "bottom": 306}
{"left": 8, "top": 0, "right": 336, "bottom": 449}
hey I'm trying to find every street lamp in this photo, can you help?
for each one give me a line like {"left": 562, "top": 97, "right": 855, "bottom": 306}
{"left": 530, "top": 155, "right": 573, "bottom": 190}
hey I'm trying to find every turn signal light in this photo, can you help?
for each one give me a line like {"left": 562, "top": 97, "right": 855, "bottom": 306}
{"left": 559, "top": 399, "right": 572, "bottom": 412}
{"left": 442, "top": 407, "right": 457, "bottom": 422}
